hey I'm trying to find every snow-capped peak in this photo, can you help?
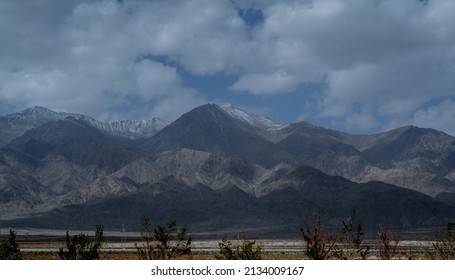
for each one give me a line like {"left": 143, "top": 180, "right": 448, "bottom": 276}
{"left": 3, "top": 106, "right": 79, "bottom": 127}
{"left": 1, "top": 107, "right": 169, "bottom": 139}
{"left": 220, "top": 105, "right": 284, "bottom": 131}
{"left": 95, "top": 118, "right": 170, "bottom": 139}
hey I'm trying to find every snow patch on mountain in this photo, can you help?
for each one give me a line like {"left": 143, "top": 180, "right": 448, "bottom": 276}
{"left": 90, "top": 118, "right": 170, "bottom": 139}
{"left": 1, "top": 106, "right": 169, "bottom": 139}
{"left": 220, "top": 105, "right": 285, "bottom": 131}
{"left": 1, "top": 106, "right": 81, "bottom": 127}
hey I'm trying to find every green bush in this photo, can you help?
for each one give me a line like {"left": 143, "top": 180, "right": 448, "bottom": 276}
{"left": 431, "top": 222, "right": 455, "bottom": 260}
{"left": 135, "top": 217, "right": 192, "bottom": 260}
{"left": 0, "top": 229, "right": 22, "bottom": 260}
{"left": 215, "top": 234, "right": 262, "bottom": 260}
{"left": 216, "top": 236, "right": 236, "bottom": 260}
{"left": 333, "top": 221, "right": 370, "bottom": 260}
{"left": 58, "top": 225, "right": 104, "bottom": 260}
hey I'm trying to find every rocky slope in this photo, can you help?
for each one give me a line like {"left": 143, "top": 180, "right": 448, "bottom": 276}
{"left": 140, "top": 104, "right": 455, "bottom": 196}
{"left": 0, "top": 106, "right": 169, "bottom": 147}
{"left": 1, "top": 104, "right": 455, "bottom": 234}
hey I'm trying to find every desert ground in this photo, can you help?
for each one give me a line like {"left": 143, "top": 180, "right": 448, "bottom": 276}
{"left": 2, "top": 227, "right": 447, "bottom": 260}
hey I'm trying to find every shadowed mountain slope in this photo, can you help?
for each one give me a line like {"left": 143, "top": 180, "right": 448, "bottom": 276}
{"left": 1, "top": 104, "right": 455, "bottom": 235}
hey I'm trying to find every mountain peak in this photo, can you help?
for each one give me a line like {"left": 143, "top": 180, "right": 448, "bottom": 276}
{"left": 22, "top": 106, "right": 54, "bottom": 113}
{"left": 219, "top": 105, "right": 284, "bottom": 131}
{"left": 1, "top": 106, "right": 169, "bottom": 140}
{"left": 4, "top": 106, "right": 64, "bottom": 127}
{"left": 185, "top": 103, "right": 284, "bottom": 132}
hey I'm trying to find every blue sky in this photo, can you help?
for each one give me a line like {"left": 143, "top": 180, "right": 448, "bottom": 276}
{"left": 1, "top": 0, "right": 455, "bottom": 135}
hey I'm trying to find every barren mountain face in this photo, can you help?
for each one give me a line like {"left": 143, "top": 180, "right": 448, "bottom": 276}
{"left": 0, "top": 105, "right": 454, "bottom": 234}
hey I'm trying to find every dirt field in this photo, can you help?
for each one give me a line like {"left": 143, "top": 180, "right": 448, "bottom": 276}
{"left": 17, "top": 239, "right": 435, "bottom": 260}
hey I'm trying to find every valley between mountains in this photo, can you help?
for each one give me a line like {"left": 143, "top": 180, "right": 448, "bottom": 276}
{"left": 1, "top": 104, "right": 455, "bottom": 235}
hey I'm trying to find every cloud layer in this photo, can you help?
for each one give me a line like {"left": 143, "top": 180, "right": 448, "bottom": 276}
{"left": 1, "top": 0, "right": 455, "bottom": 135}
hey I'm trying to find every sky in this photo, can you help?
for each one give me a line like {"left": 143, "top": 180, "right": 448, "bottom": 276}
{"left": 1, "top": 0, "right": 455, "bottom": 135}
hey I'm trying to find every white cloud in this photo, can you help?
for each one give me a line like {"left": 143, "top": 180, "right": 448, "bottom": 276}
{"left": 5, "top": 68, "right": 131, "bottom": 118}
{"left": 318, "top": 50, "right": 455, "bottom": 130}
{"left": 149, "top": 90, "right": 206, "bottom": 122}
{"left": 1, "top": 0, "right": 455, "bottom": 135}
{"left": 230, "top": 70, "right": 300, "bottom": 95}
{"left": 263, "top": 0, "right": 455, "bottom": 133}
{"left": 126, "top": 0, "right": 249, "bottom": 75}
{"left": 133, "top": 60, "right": 182, "bottom": 100}
{"left": 345, "top": 109, "right": 379, "bottom": 131}
{"left": 0, "top": 0, "right": 209, "bottom": 121}
{"left": 413, "top": 99, "right": 455, "bottom": 136}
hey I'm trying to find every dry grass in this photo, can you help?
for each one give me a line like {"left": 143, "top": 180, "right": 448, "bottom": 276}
{"left": 22, "top": 251, "right": 433, "bottom": 260}
{"left": 16, "top": 240, "right": 436, "bottom": 260}
{"left": 21, "top": 251, "right": 309, "bottom": 260}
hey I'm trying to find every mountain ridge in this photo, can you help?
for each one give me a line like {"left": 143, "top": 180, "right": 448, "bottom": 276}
{"left": 0, "top": 106, "right": 169, "bottom": 146}
{"left": 1, "top": 104, "right": 455, "bottom": 234}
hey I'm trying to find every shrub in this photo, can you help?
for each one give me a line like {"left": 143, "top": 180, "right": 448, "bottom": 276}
{"left": 215, "top": 233, "right": 262, "bottom": 260}
{"left": 378, "top": 227, "right": 400, "bottom": 260}
{"left": 58, "top": 225, "right": 104, "bottom": 260}
{"left": 135, "top": 217, "right": 192, "bottom": 260}
{"left": 216, "top": 236, "right": 236, "bottom": 260}
{"left": 301, "top": 213, "right": 336, "bottom": 260}
{"left": 431, "top": 221, "right": 455, "bottom": 260}
{"left": 333, "top": 220, "right": 370, "bottom": 260}
{"left": 0, "top": 229, "right": 22, "bottom": 260}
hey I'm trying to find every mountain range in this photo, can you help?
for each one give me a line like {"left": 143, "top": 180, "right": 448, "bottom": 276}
{"left": 1, "top": 104, "right": 455, "bottom": 236}
{"left": 0, "top": 106, "right": 169, "bottom": 147}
